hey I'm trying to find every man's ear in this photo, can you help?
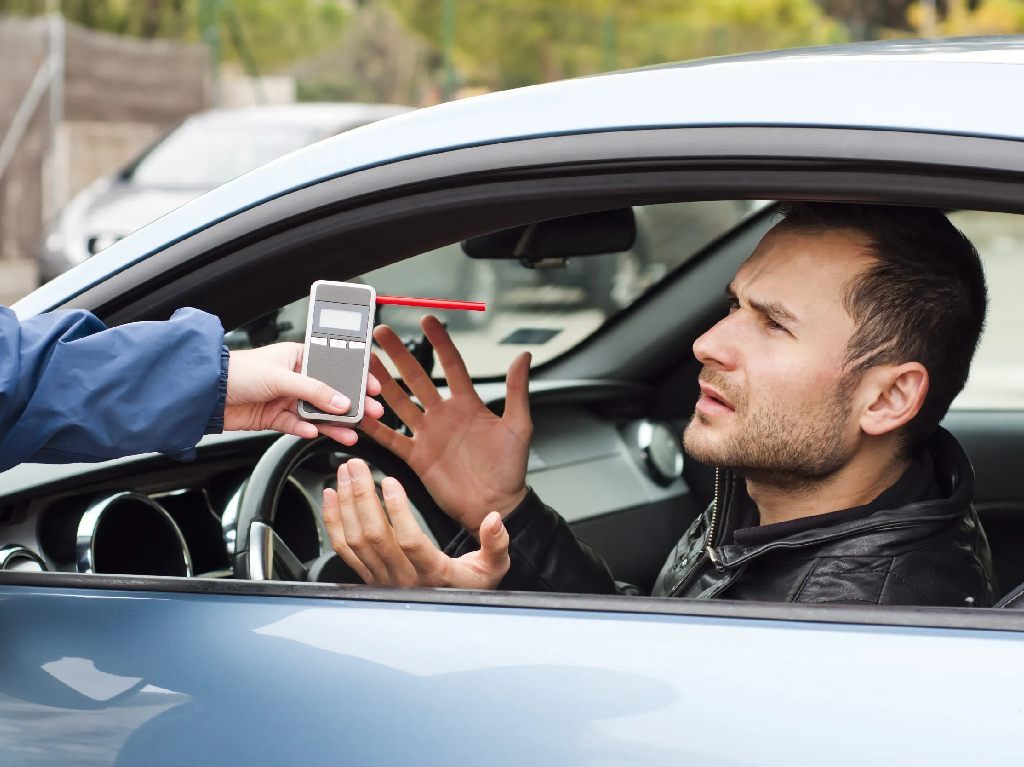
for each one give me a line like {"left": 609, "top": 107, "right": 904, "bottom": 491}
{"left": 859, "top": 362, "right": 929, "bottom": 437}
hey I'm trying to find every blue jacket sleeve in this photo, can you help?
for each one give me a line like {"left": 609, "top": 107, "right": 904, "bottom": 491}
{"left": 0, "top": 306, "right": 228, "bottom": 472}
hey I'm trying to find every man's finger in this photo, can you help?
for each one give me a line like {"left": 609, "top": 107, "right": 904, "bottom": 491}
{"left": 501, "top": 351, "right": 533, "bottom": 435}
{"left": 358, "top": 417, "right": 413, "bottom": 459}
{"left": 346, "top": 458, "right": 417, "bottom": 585}
{"left": 370, "top": 353, "right": 424, "bottom": 429}
{"left": 372, "top": 324, "right": 443, "bottom": 409}
{"left": 477, "top": 511, "right": 511, "bottom": 577}
{"left": 421, "top": 314, "right": 480, "bottom": 400}
{"left": 335, "top": 462, "right": 390, "bottom": 583}
{"left": 322, "top": 488, "right": 375, "bottom": 585}
{"left": 381, "top": 476, "right": 445, "bottom": 582}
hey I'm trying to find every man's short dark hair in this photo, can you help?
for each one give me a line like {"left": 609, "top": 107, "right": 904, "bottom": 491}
{"left": 776, "top": 202, "right": 987, "bottom": 447}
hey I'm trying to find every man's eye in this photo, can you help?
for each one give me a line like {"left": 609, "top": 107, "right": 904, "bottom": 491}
{"left": 766, "top": 318, "right": 787, "bottom": 333}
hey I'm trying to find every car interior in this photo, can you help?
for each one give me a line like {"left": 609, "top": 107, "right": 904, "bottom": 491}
{"left": 4, "top": 132, "right": 1024, "bottom": 614}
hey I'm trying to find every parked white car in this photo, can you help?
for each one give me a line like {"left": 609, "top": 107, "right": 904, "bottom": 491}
{"left": 36, "top": 102, "right": 409, "bottom": 282}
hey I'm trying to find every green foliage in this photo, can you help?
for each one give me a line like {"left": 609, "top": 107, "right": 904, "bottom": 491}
{"left": 217, "top": 0, "right": 350, "bottom": 71}
{"left": 388, "top": 0, "right": 846, "bottom": 91}
{"left": 907, "top": 0, "right": 1024, "bottom": 34}
{"left": 297, "top": 76, "right": 378, "bottom": 104}
{"left": 0, "top": 0, "right": 351, "bottom": 72}
{"left": 1, "top": 0, "right": 195, "bottom": 38}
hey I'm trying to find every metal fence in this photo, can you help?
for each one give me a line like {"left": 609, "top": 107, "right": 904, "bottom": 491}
{"left": 0, "top": 15, "right": 50, "bottom": 284}
{"left": 0, "top": 14, "right": 209, "bottom": 300}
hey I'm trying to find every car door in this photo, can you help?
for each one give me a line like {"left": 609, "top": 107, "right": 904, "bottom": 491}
{"left": 6, "top": 123, "right": 1024, "bottom": 765}
{"left": 3, "top": 577, "right": 1024, "bottom": 766}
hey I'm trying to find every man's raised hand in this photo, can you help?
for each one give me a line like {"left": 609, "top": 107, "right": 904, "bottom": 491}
{"left": 322, "top": 458, "right": 510, "bottom": 589}
{"left": 354, "top": 315, "right": 532, "bottom": 535}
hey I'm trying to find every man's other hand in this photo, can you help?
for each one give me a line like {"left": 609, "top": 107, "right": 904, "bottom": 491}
{"left": 359, "top": 315, "right": 531, "bottom": 536}
{"left": 225, "top": 342, "right": 383, "bottom": 445}
{"left": 323, "top": 458, "right": 510, "bottom": 588}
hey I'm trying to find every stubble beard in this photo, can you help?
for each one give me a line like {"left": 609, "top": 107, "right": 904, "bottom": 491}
{"left": 683, "top": 371, "right": 856, "bottom": 491}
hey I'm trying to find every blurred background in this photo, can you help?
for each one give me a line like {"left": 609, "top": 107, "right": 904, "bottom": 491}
{"left": 2, "top": 0, "right": 1023, "bottom": 306}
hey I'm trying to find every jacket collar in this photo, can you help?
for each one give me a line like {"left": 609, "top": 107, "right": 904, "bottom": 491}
{"left": 713, "top": 427, "right": 974, "bottom": 567}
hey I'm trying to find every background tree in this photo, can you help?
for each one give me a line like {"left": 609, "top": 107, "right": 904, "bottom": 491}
{"left": 290, "top": 3, "right": 431, "bottom": 104}
{"left": 388, "top": 0, "right": 846, "bottom": 93}
{"left": 907, "top": 0, "right": 1024, "bottom": 34}
{"left": 4, "top": 0, "right": 1023, "bottom": 101}
{"left": 0, "top": 0, "right": 351, "bottom": 71}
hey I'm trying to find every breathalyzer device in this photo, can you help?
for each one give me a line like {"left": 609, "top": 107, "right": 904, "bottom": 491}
{"left": 298, "top": 280, "right": 376, "bottom": 425}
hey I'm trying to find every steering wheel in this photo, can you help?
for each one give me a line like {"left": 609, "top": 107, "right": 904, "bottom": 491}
{"left": 232, "top": 433, "right": 458, "bottom": 581}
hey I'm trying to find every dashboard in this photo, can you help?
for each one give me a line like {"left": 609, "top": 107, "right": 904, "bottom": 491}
{"left": 0, "top": 382, "right": 698, "bottom": 589}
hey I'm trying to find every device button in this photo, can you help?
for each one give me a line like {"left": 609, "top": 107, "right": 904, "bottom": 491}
{"left": 348, "top": 341, "right": 366, "bottom": 349}
{"left": 310, "top": 337, "right": 327, "bottom": 346}
{"left": 328, "top": 338, "right": 346, "bottom": 348}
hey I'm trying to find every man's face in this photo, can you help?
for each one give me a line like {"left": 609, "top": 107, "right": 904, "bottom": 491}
{"left": 683, "top": 225, "right": 874, "bottom": 487}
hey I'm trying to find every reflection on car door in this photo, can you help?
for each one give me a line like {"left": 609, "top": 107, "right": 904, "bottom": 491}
{"left": 2, "top": 580, "right": 1023, "bottom": 766}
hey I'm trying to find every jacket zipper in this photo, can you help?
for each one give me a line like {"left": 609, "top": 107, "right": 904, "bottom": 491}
{"left": 705, "top": 467, "right": 725, "bottom": 570}
{"left": 667, "top": 467, "right": 724, "bottom": 597}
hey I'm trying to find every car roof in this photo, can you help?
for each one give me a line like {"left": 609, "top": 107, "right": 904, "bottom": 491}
{"left": 17, "top": 36, "right": 1024, "bottom": 317}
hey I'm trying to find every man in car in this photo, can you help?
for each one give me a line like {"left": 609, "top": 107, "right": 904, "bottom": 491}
{"left": 321, "top": 203, "right": 998, "bottom": 606}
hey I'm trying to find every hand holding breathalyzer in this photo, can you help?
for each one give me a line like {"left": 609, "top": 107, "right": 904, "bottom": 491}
{"left": 298, "top": 280, "right": 486, "bottom": 435}
{"left": 226, "top": 341, "right": 383, "bottom": 445}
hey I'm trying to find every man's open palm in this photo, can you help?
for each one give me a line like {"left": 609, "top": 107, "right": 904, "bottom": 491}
{"left": 356, "top": 316, "right": 532, "bottom": 534}
{"left": 322, "top": 459, "right": 509, "bottom": 589}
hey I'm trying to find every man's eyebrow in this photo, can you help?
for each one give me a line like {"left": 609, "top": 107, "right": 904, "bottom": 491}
{"left": 725, "top": 283, "right": 800, "bottom": 325}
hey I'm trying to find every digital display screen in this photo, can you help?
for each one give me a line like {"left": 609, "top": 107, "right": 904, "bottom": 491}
{"left": 319, "top": 307, "right": 362, "bottom": 332}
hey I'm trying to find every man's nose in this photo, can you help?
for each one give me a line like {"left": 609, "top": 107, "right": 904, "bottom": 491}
{"left": 692, "top": 314, "right": 739, "bottom": 371}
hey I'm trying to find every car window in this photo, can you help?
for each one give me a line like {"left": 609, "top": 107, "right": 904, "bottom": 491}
{"left": 230, "top": 200, "right": 763, "bottom": 377}
{"left": 949, "top": 210, "right": 1024, "bottom": 410}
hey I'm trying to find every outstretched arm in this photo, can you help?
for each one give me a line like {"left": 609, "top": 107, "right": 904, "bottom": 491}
{"left": 0, "top": 306, "right": 227, "bottom": 470}
{"left": 0, "top": 306, "right": 382, "bottom": 472}
{"left": 344, "top": 314, "right": 626, "bottom": 596}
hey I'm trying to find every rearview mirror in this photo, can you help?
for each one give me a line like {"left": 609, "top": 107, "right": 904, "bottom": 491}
{"left": 462, "top": 208, "right": 636, "bottom": 267}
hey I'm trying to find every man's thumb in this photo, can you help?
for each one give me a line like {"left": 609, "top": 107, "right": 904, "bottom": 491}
{"left": 479, "top": 511, "right": 510, "bottom": 573}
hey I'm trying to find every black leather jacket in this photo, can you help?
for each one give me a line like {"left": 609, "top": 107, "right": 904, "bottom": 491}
{"left": 449, "top": 429, "right": 998, "bottom": 606}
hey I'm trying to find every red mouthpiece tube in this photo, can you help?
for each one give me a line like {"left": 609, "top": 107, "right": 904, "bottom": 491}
{"left": 375, "top": 295, "right": 486, "bottom": 312}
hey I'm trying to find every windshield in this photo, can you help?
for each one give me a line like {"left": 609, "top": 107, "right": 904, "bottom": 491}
{"left": 230, "top": 200, "right": 763, "bottom": 377}
{"left": 128, "top": 119, "right": 322, "bottom": 188}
